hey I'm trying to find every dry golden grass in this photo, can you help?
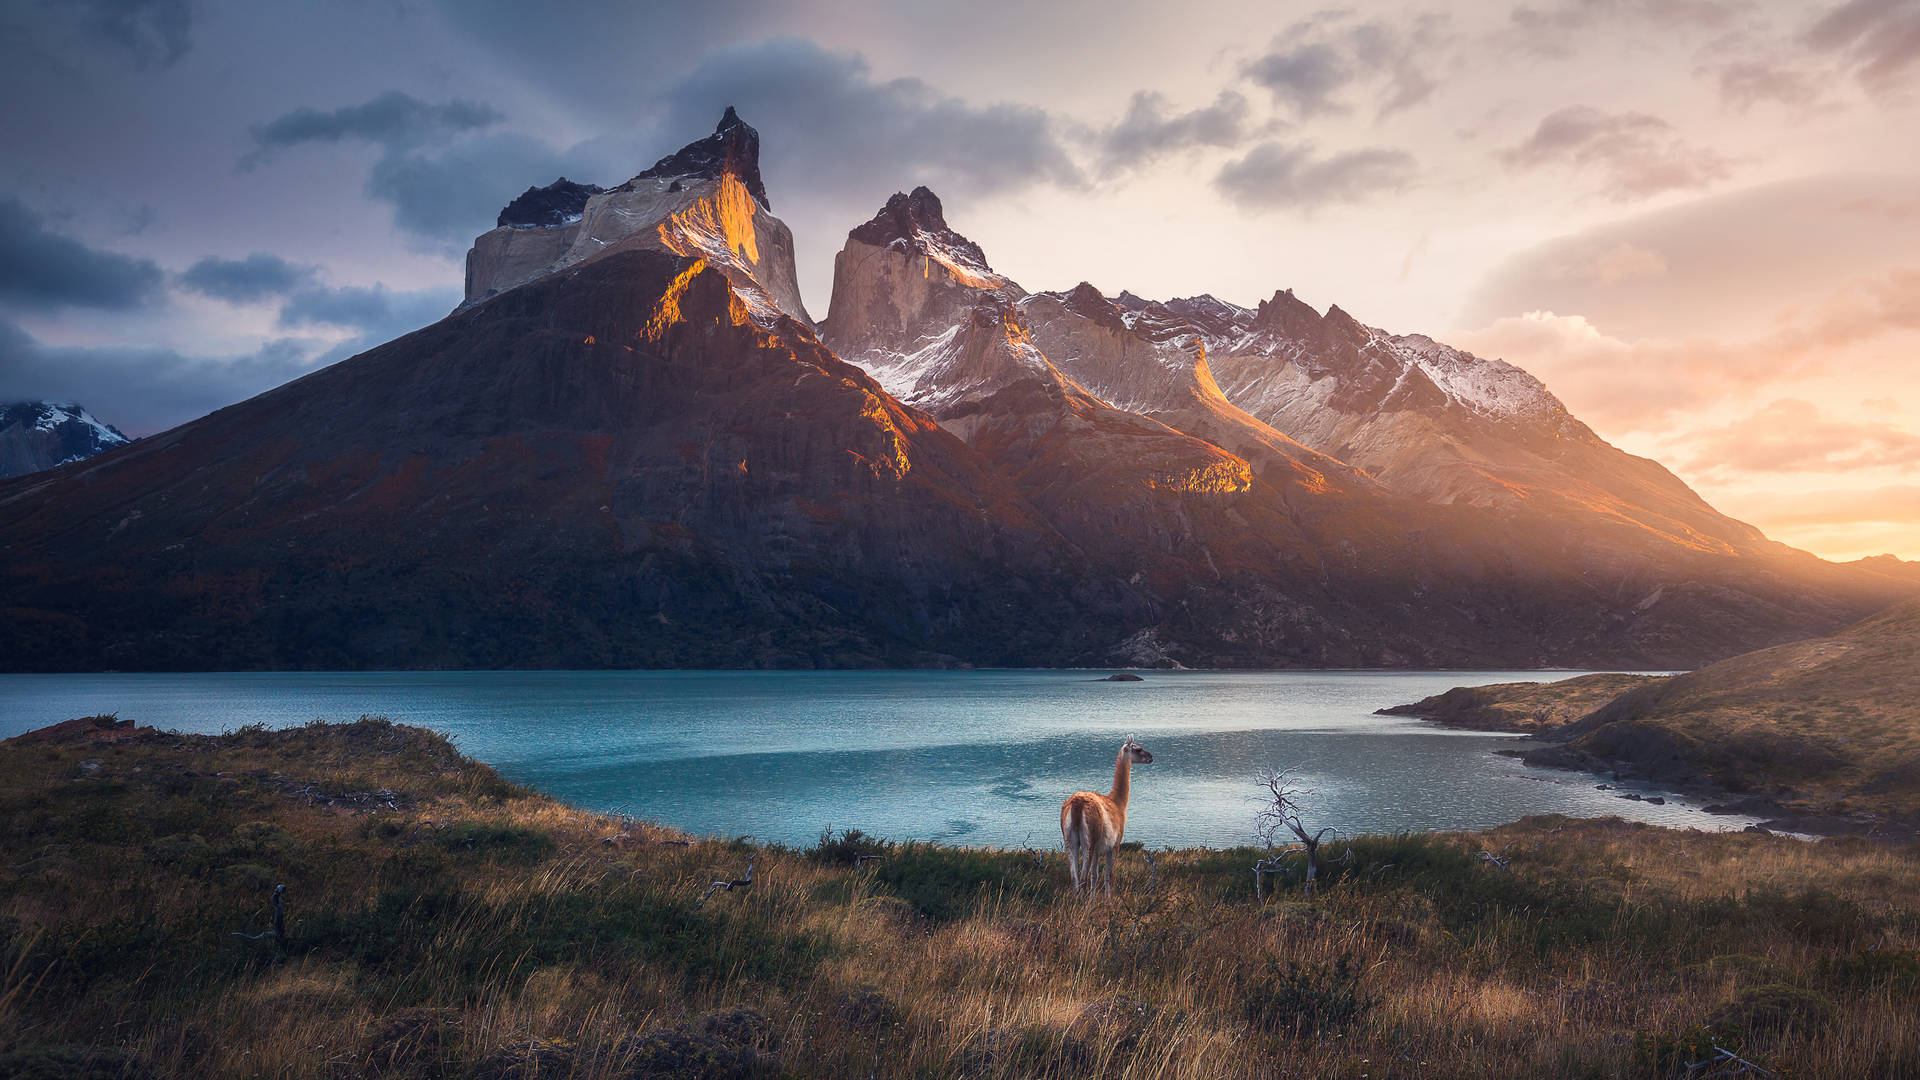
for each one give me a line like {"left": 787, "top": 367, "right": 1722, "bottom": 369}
{"left": 2, "top": 718, "right": 1917, "bottom": 1079}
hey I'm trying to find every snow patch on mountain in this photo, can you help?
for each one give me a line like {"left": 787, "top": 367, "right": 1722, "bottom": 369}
{"left": 1, "top": 402, "right": 130, "bottom": 479}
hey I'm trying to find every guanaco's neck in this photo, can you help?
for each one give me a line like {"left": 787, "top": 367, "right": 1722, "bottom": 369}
{"left": 1110, "top": 747, "right": 1131, "bottom": 810}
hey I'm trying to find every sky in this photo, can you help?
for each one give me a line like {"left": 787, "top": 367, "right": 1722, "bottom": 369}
{"left": 0, "top": 0, "right": 1917, "bottom": 561}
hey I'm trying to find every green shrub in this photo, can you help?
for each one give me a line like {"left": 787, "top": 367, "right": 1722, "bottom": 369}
{"left": 430, "top": 821, "right": 555, "bottom": 865}
{"left": 1821, "top": 947, "right": 1920, "bottom": 993}
{"left": 808, "top": 827, "right": 891, "bottom": 866}
{"left": 873, "top": 844, "right": 1052, "bottom": 924}
{"left": 1709, "top": 983, "right": 1838, "bottom": 1036}
{"left": 1242, "top": 952, "right": 1379, "bottom": 1039}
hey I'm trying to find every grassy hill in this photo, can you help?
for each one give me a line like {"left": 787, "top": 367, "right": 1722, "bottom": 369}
{"left": 1376, "top": 673, "right": 1664, "bottom": 733}
{"left": 1381, "top": 598, "right": 1920, "bottom": 831}
{"left": 2, "top": 717, "right": 1917, "bottom": 1078}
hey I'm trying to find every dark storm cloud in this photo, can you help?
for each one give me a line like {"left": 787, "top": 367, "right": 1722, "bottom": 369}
{"left": 0, "top": 197, "right": 163, "bottom": 311}
{"left": 1094, "top": 91, "right": 1250, "bottom": 173}
{"left": 659, "top": 37, "right": 1083, "bottom": 200}
{"left": 1499, "top": 106, "right": 1729, "bottom": 201}
{"left": 0, "top": 318, "right": 318, "bottom": 437}
{"left": 362, "top": 133, "right": 606, "bottom": 246}
{"left": 244, "top": 91, "right": 504, "bottom": 167}
{"left": 241, "top": 92, "right": 594, "bottom": 249}
{"left": 179, "top": 253, "right": 315, "bottom": 303}
{"left": 277, "top": 283, "right": 462, "bottom": 341}
{"left": 430, "top": 0, "right": 781, "bottom": 122}
{"left": 1806, "top": 0, "right": 1920, "bottom": 94}
{"left": 1213, "top": 141, "right": 1417, "bottom": 211}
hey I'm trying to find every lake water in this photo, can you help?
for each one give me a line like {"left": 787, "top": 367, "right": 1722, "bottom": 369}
{"left": 0, "top": 669, "right": 1749, "bottom": 847}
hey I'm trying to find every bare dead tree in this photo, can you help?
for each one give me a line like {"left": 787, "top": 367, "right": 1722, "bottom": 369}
{"left": 696, "top": 857, "right": 754, "bottom": 907}
{"left": 1253, "top": 770, "right": 1347, "bottom": 897}
{"left": 232, "top": 884, "right": 287, "bottom": 944}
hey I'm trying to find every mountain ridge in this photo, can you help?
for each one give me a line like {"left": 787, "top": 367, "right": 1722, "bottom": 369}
{"left": 0, "top": 110, "right": 1909, "bottom": 672}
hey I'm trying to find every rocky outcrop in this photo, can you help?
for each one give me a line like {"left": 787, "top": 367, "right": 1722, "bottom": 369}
{"left": 497, "top": 178, "right": 605, "bottom": 227}
{"left": 461, "top": 108, "right": 811, "bottom": 327}
{"left": 0, "top": 402, "right": 128, "bottom": 479}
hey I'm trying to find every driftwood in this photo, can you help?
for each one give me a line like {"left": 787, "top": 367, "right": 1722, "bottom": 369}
{"left": 1686, "top": 1039, "right": 1782, "bottom": 1079}
{"left": 233, "top": 884, "right": 287, "bottom": 943}
{"left": 696, "top": 858, "right": 754, "bottom": 907}
{"left": 1476, "top": 849, "right": 1513, "bottom": 872}
{"left": 854, "top": 854, "right": 887, "bottom": 868}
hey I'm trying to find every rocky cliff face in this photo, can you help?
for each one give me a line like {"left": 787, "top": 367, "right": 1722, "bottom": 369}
{"left": 462, "top": 109, "right": 811, "bottom": 327}
{"left": 0, "top": 402, "right": 128, "bottom": 479}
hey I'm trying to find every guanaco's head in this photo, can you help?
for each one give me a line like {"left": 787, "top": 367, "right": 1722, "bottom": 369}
{"left": 1122, "top": 739, "right": 1154, "bottom": 764}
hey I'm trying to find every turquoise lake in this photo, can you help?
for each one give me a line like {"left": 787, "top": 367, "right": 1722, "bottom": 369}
{"left": 0, "top": 669, "right": 1748, "bottom": 847}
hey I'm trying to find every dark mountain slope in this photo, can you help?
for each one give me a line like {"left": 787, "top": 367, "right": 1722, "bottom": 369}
{"left": 0, "top": 252, "right": 1121, "bottom": 670}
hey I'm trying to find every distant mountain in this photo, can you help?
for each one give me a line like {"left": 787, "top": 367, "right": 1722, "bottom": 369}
{"left": 0, "top": 402, "right": 128, "bottom": 479}
{"left": 0, "top": 113, "right": 1909, "bottom": 672}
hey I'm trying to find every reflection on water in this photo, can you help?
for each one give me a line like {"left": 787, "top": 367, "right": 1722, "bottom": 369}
{"left": 0, "top": 668, "right": 1743, "bottom": 847}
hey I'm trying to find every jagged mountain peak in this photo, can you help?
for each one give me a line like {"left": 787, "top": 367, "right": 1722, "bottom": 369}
{"left": 1250, "top": 287, "right": 1323, "bottom": 336}
{"left": 624, "top": 105, "right": 770, "bottom": 210}
{"left": 847, "top": 186, "right": 1000, "bottom": 282}
{"left": 497, "top": 178, "right": 607, "bottom": 228}
{"left": 464, "top": 108, "right": 810, "bottom": 326}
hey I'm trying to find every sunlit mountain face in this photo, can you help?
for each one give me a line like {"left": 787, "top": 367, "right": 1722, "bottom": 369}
{"left": 1, "top": 2, "right": 1916, "bottom": 565}
{"left": 1, "top": 108, "right": 1909, "bottom": 673}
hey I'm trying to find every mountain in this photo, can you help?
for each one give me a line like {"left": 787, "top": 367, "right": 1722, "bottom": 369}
{"left": 463, "top": 107, "right": 810, "bottom": 326}
{"left": 1162, "top": 289, "right": 1769, "bottom": 557}
{"left": 823, "top": 185, "right": 1907, "bottom": 666}
{"left": 0, "top": 112, "right": 1908, "bottom": 672}
{"left": 0, "top": 402, "right": 129, "bottom": 479}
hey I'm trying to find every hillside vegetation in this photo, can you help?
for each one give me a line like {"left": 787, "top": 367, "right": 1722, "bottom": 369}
{"left": 1385, "top": 598, "right": 1920, "bottom": 830}
{"left": 3, "top": 718, "right": 1918, "bottom": 1079}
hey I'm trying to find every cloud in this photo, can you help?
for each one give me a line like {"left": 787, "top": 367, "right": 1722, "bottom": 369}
{"left": 243, "top": 91, "right": 504, "bottom": 169}
{"left": 1680, "top": 398, "right": 1920, "bottom": 475}
{"left": 277, "top": 283, "right": 461, "bottom": 341}
{"left": 1241, "top": 16, "right": 1449, "bottom": 119}
{"left": 1093, "top": 91, "right": 1250, "bottom": 174}
{"left": 1710, "top": 57, "right": 1823, "bottom": 111}
{"left": 1243, "top": 42, "right": 1351, "bottom": 116}
{"left": 1549, "top": 241, "right": 1668, "bottom": 285}
{"left": 1506, "top": 0, "right": 1742, "bottom": 56}
{"left": 0, "top": 318, "right": 320, "bottom": 437}
{"left": 1721, "top": 483, "right": 1920, "bottom": 530}
{"left": 179, "top": 253, "right": 315, "bottom": 304}
{"left": 0, "top": 197, "right": 163, "bottom": 311}
{"left": 1805, "top": 0, "right": 1920, "bottom": 95}
{"left": 59, "top": 0, "right": 192, "bottom": 66}
{"left": 1457, "top": 265, "right": 1920, "bottom": 434}
{"left": 1460, "top": 174, "right": 1920, "bottom": 340}
{"left": 659, "top": 37, "right": 1083, "bottom": 201}
{"left": 362, "top": 132, "right": 590, "bottom": 247}
{"left": 240, "top": 92, "right": 589, "bottom": 249}
{"left": 1500, "top": 105, "right": 1730, "bottom": 200}
{"left": 1213, "top": 142, "right": 1417, "bottom": 211}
